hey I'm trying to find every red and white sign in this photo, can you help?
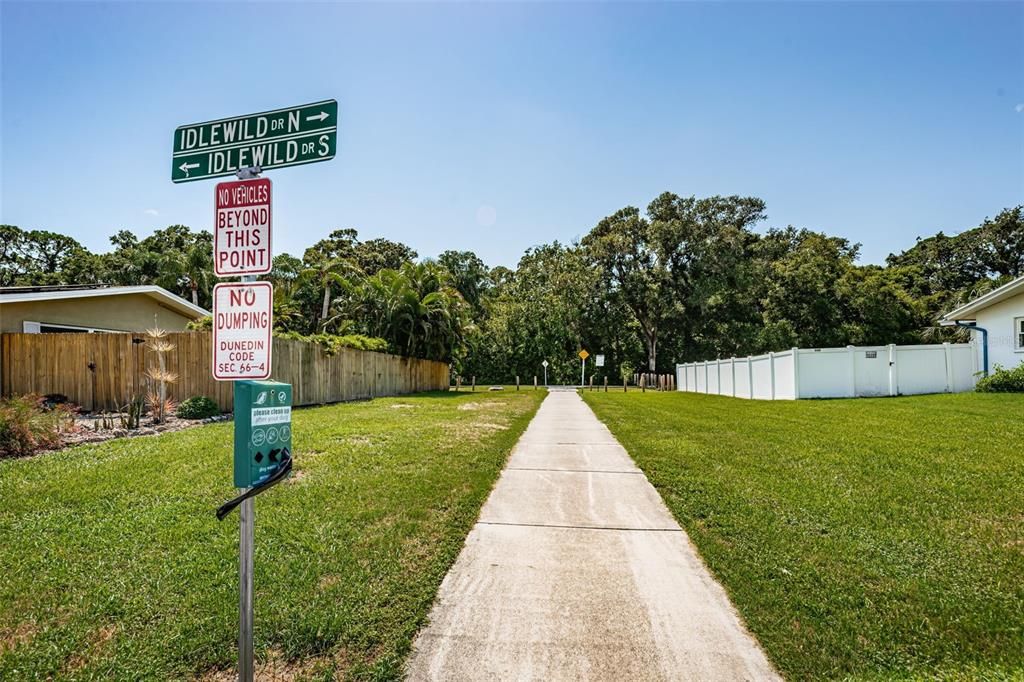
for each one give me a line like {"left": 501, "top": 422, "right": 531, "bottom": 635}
{"left": 212, "top": 282, "right": 273, "bottom": 381}
{"left": 214, "top": 178, "right": 272, "bottom": 277}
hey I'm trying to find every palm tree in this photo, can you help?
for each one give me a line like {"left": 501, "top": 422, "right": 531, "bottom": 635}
{"left": 300, "top": 257, "right": 359, "bottom": 331}
{"left": 159, "top": 243, "right": 212, "bottom": 307}
{"left": 357, "top": 262, "right": 470, "bottom": 362}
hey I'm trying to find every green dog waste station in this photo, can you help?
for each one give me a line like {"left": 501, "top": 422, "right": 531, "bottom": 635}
{"left": 233, "top": 380, "right": 293, "bottom": 488}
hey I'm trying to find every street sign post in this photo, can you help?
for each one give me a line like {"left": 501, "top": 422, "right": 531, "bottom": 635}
{"left": 578, "top": 350, "right": 589, "bottom": 387}
{"left": 595, "top": 354, "right": 605, "bottom": 367}
{"left": 173, "top": 100, "right": 337, "bottom": 182}
{"left": 215, "top": 178, "right": 272, "bottom": 277}
{"left": 541, "top": 359, "right": 549, "bottom": 387}
{"left": 212, "top": 282, "right": 273, "bottom": 381}
{"left": 182, "top": 101, "right": 335, "bottom": 682}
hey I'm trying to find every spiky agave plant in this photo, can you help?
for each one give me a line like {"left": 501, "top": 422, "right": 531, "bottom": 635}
{"left": 144, "top": 327, "right": 178, "bottom": 423}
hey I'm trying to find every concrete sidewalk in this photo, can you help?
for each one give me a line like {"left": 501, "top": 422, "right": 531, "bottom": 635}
{"left": 406, "top": 391, "right": 779, "bottom": 681}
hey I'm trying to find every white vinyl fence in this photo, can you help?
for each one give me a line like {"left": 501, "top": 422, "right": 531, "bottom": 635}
{"left": 676, "top": 343, "right": 977, "bottom": 400}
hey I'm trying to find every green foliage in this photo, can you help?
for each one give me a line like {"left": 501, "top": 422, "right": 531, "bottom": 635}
{"left": 356, "top": 262, "right": 470, "bottom": 363}
{"left": 4, "top": 201, "right": 1020, "bottom": 380}
{"left": 274, "top": 331, "right": 388, "bottom": 354}
{"left": 185, "top": 316, "right": 211, "bottom": 331}
{"left": 175, "top": 396, "right": 220, "bottom": 420}
{"left": 0, "top": 394, "right": 67, "bottom": 458}
{"left": 975, "top": 364, "right": 1024, "bottom": 393}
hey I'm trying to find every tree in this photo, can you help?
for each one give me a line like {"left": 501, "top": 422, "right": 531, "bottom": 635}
{"left": 357, "top": 262, "right": 469, "bottom": 362}
{"left": 980, "top": 205, "right": 1024, "bottom": 279}
{"left": 300, "top": 256, "right": 357, "bottom": 332}
{"left": 436, "top": 250, "right": 491, "bottom": 315}
{"left": 583, "top": 193, "right": 766, "bottom": 371}
{"left": 354, "top": 238, "right": 417, "bottom": 276}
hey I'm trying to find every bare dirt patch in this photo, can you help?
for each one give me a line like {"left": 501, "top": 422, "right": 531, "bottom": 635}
{"left": 457, "top": 401, "right": 504, "bottom": 411}
{"left": 0, "top": 620, "right": 38, "bottom": 655}
{"left": 197, "top": 647, "right": 352, "bottom": 682}
{"left": 61, "top": 623, "right": 117, "bottom": 675}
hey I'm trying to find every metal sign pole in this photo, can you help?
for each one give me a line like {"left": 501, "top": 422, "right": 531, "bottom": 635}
{"left": 239, "top": 496, "right": 254, "bottom": 682}
{"left": 238, "top": 269, "right": 257, "bottom": 682}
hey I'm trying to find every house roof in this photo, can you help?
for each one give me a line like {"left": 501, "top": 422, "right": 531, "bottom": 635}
{"left": 0, "top": 285, "right": 209, "bottom": 319}
{"left": 941, "top": 275, "right": 1024, "bottom": 322}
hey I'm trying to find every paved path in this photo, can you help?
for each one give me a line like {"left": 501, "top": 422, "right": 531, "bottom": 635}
{"left": 406, "top": 390, "right": 779, "bottom": 681}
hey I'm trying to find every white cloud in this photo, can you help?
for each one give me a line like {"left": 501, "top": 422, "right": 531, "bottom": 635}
{"left": 1014, "top": 103, "right": 1024, "bottom": 113}
{"left": 143, "top": 208, "right": 159, "bottom": 216}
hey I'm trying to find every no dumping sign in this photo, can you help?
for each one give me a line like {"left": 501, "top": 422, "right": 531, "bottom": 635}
{"left": 213, "top": 282, "right": 273, "bottom": 381}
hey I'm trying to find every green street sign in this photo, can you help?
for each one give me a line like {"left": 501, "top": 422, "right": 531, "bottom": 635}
{"left": 234, "top": 380, "right": 293, "bottom": 488}
{"left": 172, "top": 100, "right": 337, "bottom": 183}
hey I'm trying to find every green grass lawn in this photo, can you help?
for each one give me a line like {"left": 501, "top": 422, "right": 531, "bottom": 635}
{"left": 0, "top": 388, "right": 545, "bottom": 680}
{"left": 582, "top": 390, "right": 1024, "bottom": 681}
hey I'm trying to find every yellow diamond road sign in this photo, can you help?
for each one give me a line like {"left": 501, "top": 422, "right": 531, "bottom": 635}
{"left": 578, "top": 350, "right": 590, "bottom": 360}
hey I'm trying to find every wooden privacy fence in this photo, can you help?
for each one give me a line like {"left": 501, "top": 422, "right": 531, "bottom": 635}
{"left": 1, "top": 332, "right": 449, "bottom": 412}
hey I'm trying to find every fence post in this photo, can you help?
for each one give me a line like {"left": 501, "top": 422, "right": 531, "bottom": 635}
{"left": 768, "top": 352, "right": 776, "bottom": 400}
{"left": 641, "top": 375, "right": 646, "bottom": 392}
{"left": 748, "top": 356, "right": 754, "bottom": 399}
{"left": 604, "top": 376, "right": 608, "bottom": 392}
{"left": 516, "top": 375, "right": 520, "bottom": 391}
{"left": 887, "top": 344, "right": 896, "bottom": 397}
{"left": 472, "top": 376, "right": 476, "bottom": 392}
{"left": 943, "top": 342, "right": 954, "bottom": 393}
{"left": 791, "top": 348, "right": 801, "bottom": 400}
{"left": 534, "top": 375, "right": 538, "bottom": 390}
{"left": 846, "top": 346, "right": 856, "bottom": 397}
{"left": 730, "top": 357, "right": 737, "bottom": 397}
{"left": 456, "top": 376, "right": 461, "bottom": 392}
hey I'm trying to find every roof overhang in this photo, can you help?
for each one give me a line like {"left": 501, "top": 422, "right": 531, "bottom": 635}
{"left": 0, "top": 285, "right": 209, "bottom": 319}
{"left": 940, "top": 275, "right": 1024, "bottom": 323}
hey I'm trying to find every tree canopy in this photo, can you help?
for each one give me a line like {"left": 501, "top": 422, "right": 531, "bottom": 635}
{"left": 3, "top": 202, "right": 1017, "bottom": 377}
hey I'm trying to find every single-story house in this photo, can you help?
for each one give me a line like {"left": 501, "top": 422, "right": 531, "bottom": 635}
{"left": 940, "top": 274, "right": 1024, "bottom": 374}
{"left": 0, "top": 285, "right": 208, "bottom": 334}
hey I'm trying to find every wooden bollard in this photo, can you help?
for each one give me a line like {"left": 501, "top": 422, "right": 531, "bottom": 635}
{"left": 516, "top": 375, "right": 520, "bottom": 391}
{"left": 534, "top": 376, "right": 538, "bottom": 390}
{"left": 604, "top": 376, "right": 608, "bottom": 392}
{"left": 472, "top": 376, "right": 476, "bottom": 392}
{"left": 455, "top": 376, "right": 462, "bottom": 392}
{"left": 641, "top": 375, "right": 646, "bottom": 393}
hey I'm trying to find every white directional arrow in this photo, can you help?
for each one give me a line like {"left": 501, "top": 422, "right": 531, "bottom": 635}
{"left": 179, "top": 161, "right": 200, "bottom": 176}
{"left": 305, "top": 111, "right": 329, "bottom": 123}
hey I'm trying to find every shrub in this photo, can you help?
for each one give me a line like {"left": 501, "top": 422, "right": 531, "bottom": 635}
{"left": 975, "top": 364, "right": 1024, "bottom": 393}
{"left": 0, "top": 395, "right": 67, "bottom": 458}
{"left": 274, "top": 331, "right": 389, "bottom": 355}
{"left": 176, "top": 396, "right": 220, "bottom": 420}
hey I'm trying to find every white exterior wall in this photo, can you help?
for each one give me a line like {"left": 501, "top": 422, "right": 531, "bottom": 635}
{"left": 676, "top": 342, "right": 976, "bottom": 400}
{"left": 974, "top": 293, "right": 1024, "bottom": 372}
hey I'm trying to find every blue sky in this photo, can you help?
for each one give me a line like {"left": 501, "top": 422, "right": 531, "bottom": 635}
{"left": 2, "top": 1, "right": 1022, "bottom": 267}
